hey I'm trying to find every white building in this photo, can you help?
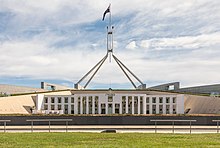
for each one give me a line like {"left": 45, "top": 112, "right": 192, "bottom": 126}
{"left": 35, "top": 89, "right": 184, "bottom": 115}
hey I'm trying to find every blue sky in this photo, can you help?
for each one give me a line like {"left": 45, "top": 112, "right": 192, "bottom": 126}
{"left": 0, "top": 0, "right": 220, "bottom": 89}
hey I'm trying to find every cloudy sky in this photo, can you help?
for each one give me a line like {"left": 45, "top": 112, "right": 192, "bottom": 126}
{"left": 0, "top": 0, "right": 220, "bottom": 89}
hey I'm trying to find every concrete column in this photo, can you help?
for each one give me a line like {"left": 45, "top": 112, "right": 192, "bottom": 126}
{"left": 86, "top": 97, "right": 89, "bottom": 114}
{"left": 156, "top": 97, "right": 159, "bottom": 114}
{"left": 170, "top": 100, "right": 173, "bottom": 114}
{"left": 149, "top": 97, "right": 152, "bottom": 114}
{"left": 68, "top": 97, "right": 71, "bottom": 114}
{"left": 132, "top": 96, "right": 134, "bottom": 114}
{"left": 98, "top": 99, "right": 101, "bottom": 114}
{"left": 112, "top": 103, "right": 115, "bottom": 114}
{"left": 163, "top": 99, "right": 166, "bottom": 114}
{"left": 138, "top": 97, "right": 140, "bottom": 114}
{"left": 80, "top": 97, "right": 83, "bottom": 114}
{"left": 126, "top": 96, "right": 128, "bottom": 113}
{"left": 143, "top": 96, "right": 146, "bottom": 114}
{"left": 106, "top": 103, "right": 108, "bottom": 114}
{"left": 92, "top": 97, "right": 95, "bottom": 114}
{"left": 120, "top": 103, "right": 122, "bottom": 114}
{"left": 75, "top": 97, "right": 78, "bottom": 114}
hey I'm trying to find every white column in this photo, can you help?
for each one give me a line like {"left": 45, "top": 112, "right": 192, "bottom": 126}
{"left": 138, "top": 97, "right": 140, "bottom": 114}
{"left": 98, "top": 100, "right": 101, "bottom": 114}
{"left": 170, "top": 99, "right": 173, "bottom": 114}
{"left": 149, "top": 97, "right": 152, "bottom": 114}
{"left": 92, "top": 97, "right": 95, "bottom": 114}
{"left": 143, "top": 96, "right": 146, "bottom": 114}
{"left": 119, "top": 103, "right": 122, "bottom": 114}
{"left": 105, "top": 103, "right": 108, "bottom": 114}
{"left": 48, "top": 97, "right": 51, "bottom": 111}
{"left": 86, "top": 97, "right": 89, "bottom": 114}
{"left": 75, "top": 97, "right": 78, "bottom": 114}
{"left": 80, "top": 97, "right": 83, "bottom": 114}
{"left": 163, "top": 99, "right": 166, "bottom": 114}
{"left": 132, "top": 96, "right": 134, "bottom": 114}
{"left": 126, "top": 96, "right": 128, "bottom": 113}
{"left": 68, "top": 97, "right": 71, "bottom": 114}
{"left": 112, "top": 103, "right": 115, "bottom": 114}
{"left": 55, "top": 97, "right": 58, "bottom": 110}
{"left": 156, "top": 97, "right": 159, "bottom": 114}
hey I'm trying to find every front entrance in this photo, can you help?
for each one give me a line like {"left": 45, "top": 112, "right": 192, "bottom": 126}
{"left": 108, "top": 104, "right": 112, "bottom": 114}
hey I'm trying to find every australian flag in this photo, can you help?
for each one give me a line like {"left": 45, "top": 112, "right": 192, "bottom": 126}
{"left": 102, "top": 4, "right": 110, "bottom": 21}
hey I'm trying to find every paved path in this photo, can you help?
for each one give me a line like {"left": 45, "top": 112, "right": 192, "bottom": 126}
{"left": 1, "top": 125, "right": 220, "bottom": 133}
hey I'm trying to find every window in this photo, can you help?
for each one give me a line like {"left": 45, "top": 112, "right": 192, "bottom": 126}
{"left": 146, "top": 97, "right": 149, "bottom": 103}
{"left": 146, "top": 105, "right": 149, "bottom": 114}
{"left": 71, "top": 105, "right": 74, "bottom": 114}
{"left": 65, "top": 97, "right": 68, "bottom": 103}
{"left": 159, "top": 97, "right": 163, "bottom": 103}
{"left": 71, "top": 97, "right": 74, "bottom": 103}
{"left": 115, "top": 104, "right": 120, "bottom": 114}
{"left": 173, "top": 105, "right": 176, "bottom": 114}
{"left": 152, "top": 97, "right": 156, "bottom": 103}
{"left": 101, "top": 104, "right": 106, "bottom": 114}
{"left": 108, "top": 96, "right": 113, "bottom": 102}
{"left": 51, "top": 97, "right": 55, "bottom": 103}
{"left": 44, "top": 97, "right": 48, "bottom": 103}
{"left": 58, "top": 105, "right": 61, "bottom": 110}
{"left": 95, "top": 96, "right": 99, "bottom": 114}
{"left": 152, "top": 105, "right": 156, "bottom": 114}
{"left": 166, "top": 97, "right": 170, "bottom": 103}
{"left": 58, "top": 97, "right": 62, "bottom": 103}
{"left": 173, "top": 97, "right": 176, "bottom": 103}
{"left": 166, "top": 105, "right": 170, "bottom": 114}
{"left": 44, "top": 105, "right": 48, "bottom": 110}
{"left": 159, "top": 105, "right": 163, "bottom": 114}
{"left": 51, "top": 105, "right": 55, "bottom": 110}
{"left": 122, "top": 96, "right": 126, "bottom": 114}
{"left": 64, "top": 105, "right": 68, "bottom": 114}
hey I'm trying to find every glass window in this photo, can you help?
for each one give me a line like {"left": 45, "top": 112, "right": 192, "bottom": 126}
{"left": 71, "top": 97, "right": 74, "bottom": 103}
{"left": 65, "top": 97, "right": 68, "bottom": 103}
{"left": 51, "top": 105, "right": 55, "bottom": 110}
{"left": 51, "top": 97, "right": 55, "bottom": 103}
{"left": 108, "top": 96, "right": 113, "bottom": 102}
{"left": 58, "top": 97, "right": 62, "bottom": 103}
{"left": 44, "top": 105, "right": 48, "bottom": 110}
{"left": 152, "top": 97, "right": 156, "bottom": 103}
{"left": 159, "top": 97, "right": 163, "bottom": 103}
{"left": 58, "top": 105, "right": 61, "bottom": 110}
{"left": 146, "top": 97, "right": 149, "bottom": 103}
{"left": 173, "top": 97, "right": 176, "bottom": 103}
{"left": 166, "top": 97, "right": 170, "bottom": 103}
{"left": 44, "top": 97, "right": 48, "bottom": 103}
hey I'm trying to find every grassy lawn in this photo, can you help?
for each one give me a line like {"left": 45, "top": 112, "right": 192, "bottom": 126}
{"left": 0, "top": 133, "right": 220, "bottom": 147}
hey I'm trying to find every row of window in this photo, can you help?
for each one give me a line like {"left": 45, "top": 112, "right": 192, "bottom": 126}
{"left": 43, "top": 103, "right": 177, "bottom": 114}
{"left": 44, "top": 96, "right": 177, "bottom": 104}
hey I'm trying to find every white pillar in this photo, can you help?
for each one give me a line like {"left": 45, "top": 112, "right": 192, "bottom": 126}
{"left": 105, "top": 103, "right": 107, "bottom": 114}
{"left": 68, "top": 97, "right": 71, "bottom": 114}
{"left": 143, "top": 96, "right": 146, "bottom": 114}
{"left": 86, "top": 97, "right": 89, "bottom": 114}
{"left": 112, "top": 103, "right": 115, "bottom": 114}
{"left": 92, "top": 97, "right": 95, "bottom": 114}
{"left": 80, "top": 97, "right": 83, "bottom": 114}
{"left": 138, "top": 97, "right": 140, "bottom": 114}
{"left": 126, "top": 96, "right": 128, "bottom": 113}
{"left": 120, "top": 103, "right": 122, "bottom": 114}
{"left": 163, "top": 98, "right": 166, "bottom": 114}
{"left": 132, "top": 96, "right": 134, "bottom": 114}
{"left": 98, "top": 100, "right": 101, "bottom": 114}
{"left": 149, "top": 97, "right": 152, "bottom": 114}
{"left": 75, "top": 97, "right": 78, "bottom": 114}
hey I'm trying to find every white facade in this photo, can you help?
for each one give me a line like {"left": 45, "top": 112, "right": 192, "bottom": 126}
{"left": 35, "top": 90, "right": 184, "bottom": 115}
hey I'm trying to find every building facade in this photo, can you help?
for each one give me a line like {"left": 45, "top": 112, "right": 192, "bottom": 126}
{"left": 35, "top": 90, "right": 184, "bottom": 115}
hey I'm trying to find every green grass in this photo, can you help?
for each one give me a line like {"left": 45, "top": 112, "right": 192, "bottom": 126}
{"left": 0, "top": 133, "right": 220, "bottom": 147}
